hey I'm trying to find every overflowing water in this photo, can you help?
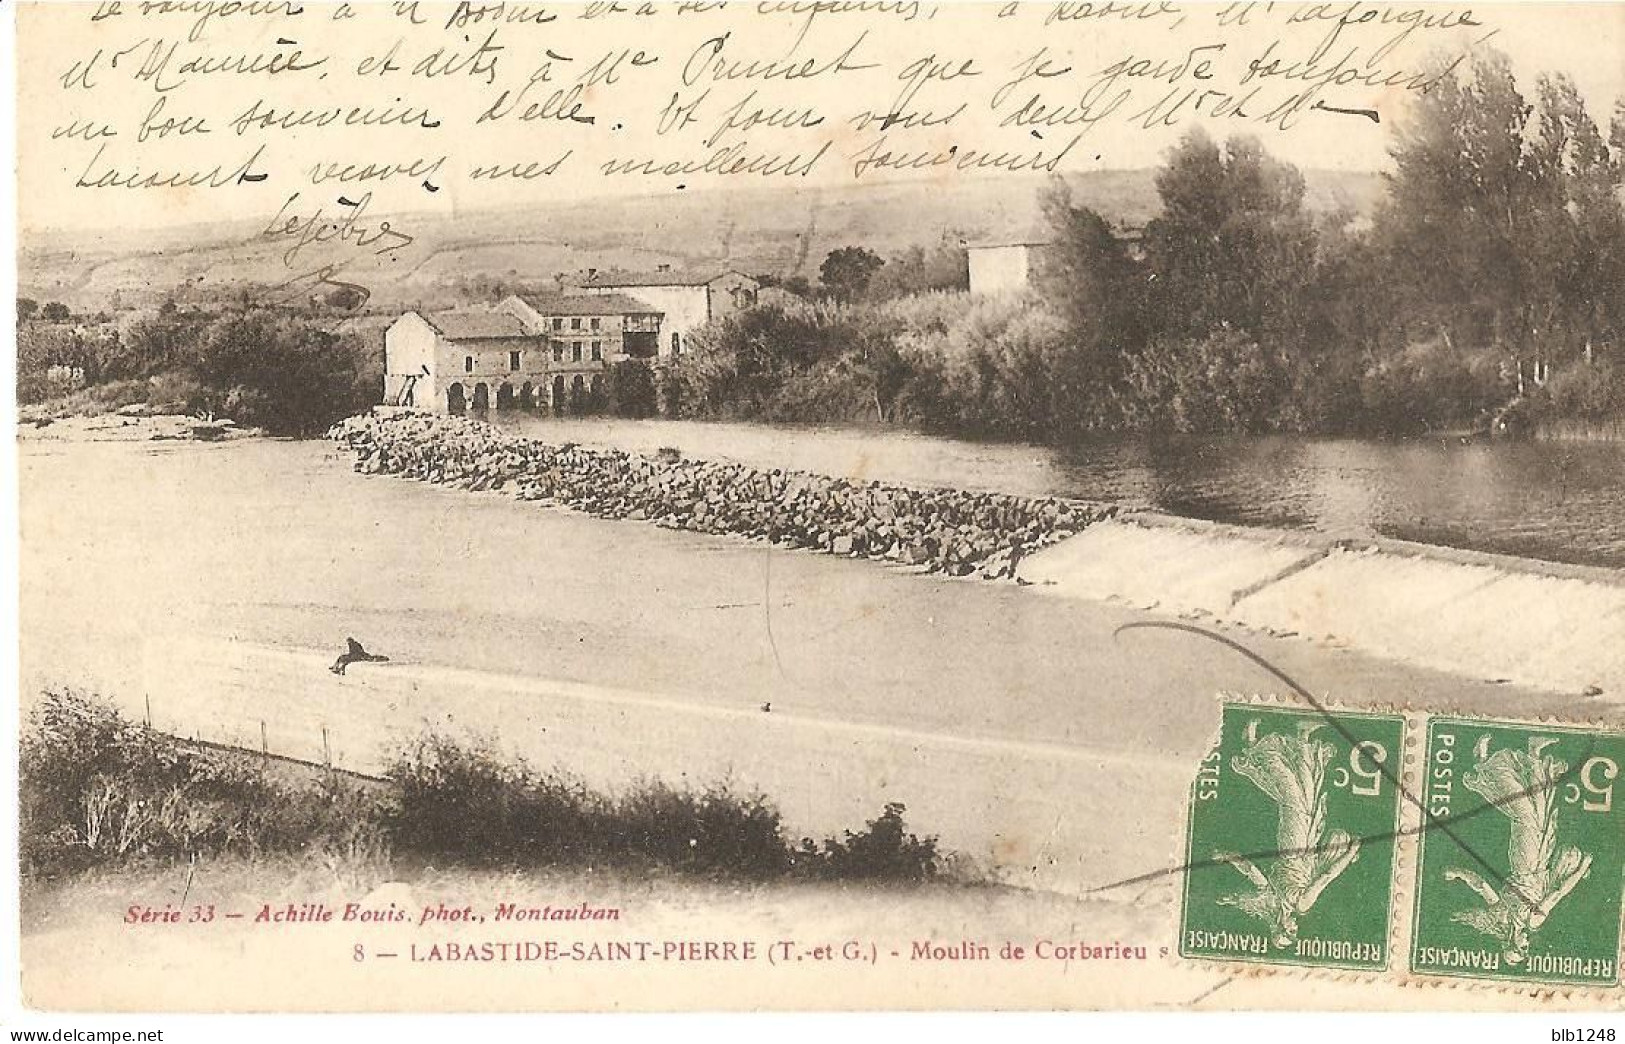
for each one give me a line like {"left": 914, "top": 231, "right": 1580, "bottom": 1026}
{"left": 484, "top": 413, "right": 1625, "bottom": 570}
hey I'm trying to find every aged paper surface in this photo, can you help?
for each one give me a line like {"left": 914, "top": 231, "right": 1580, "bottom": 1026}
{"left": 11, "top": 0, "right": 1625, "bottom": 1021}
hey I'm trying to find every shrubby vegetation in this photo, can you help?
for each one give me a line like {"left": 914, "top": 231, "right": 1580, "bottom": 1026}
{"left": 21, "top": 690, "right": 381, "bottom": 878}
{"left": 17, "top": 299, "right": 378, "bottom": 437}
{"left": 22, "top": 691, "right": 945, "bottom": 885}
{"left": 670, "top": 52, "right": 1625, "bottom": 439}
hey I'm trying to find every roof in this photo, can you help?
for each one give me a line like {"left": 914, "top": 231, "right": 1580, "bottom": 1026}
{"left": 969, "top": 224, "right": 1145, "bottom": 251}
{"left": 967, "top": 240, "right": 1053, "bottom": 251}
{"left": 516, "top": 292, "right": 662, "bottom": 316}
{"left": 577, "top": 267, "right": 750, "bottom": 289}
{"left": 421, "top": 311, "right": 531, "bottom": 340}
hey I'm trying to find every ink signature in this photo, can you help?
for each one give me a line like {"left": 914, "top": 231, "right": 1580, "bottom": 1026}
{"left": 262, "top": 191, "right": 414, "bottom": 270}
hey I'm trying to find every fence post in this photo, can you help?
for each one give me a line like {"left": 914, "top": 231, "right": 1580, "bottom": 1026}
{"left": 322, "top": 726, "right": 331, "bottom": 769}
{"left": 261, "top": 720, "right": 269, "bottom": 759}
{"left": 144, "top": 693, "right": 151, "bottom": 729}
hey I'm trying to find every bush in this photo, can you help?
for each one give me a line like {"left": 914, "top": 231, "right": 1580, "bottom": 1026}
{"left": 21, "top": 691, "right": 386, "bottom": 878}
{"left": 1540, "top": 356, "right": 1625, "bottom": 421}
{"left": 1117, "top": 328, "right": 1288, "bottom": 434}
{"left": 1356, "top": 337, "right": 1509, "bottom": 434}
{"left": 17, "top": 322, "right": 99, "bottom": 405}
{"left": 383, "top": 733, "right": 943, "bottom": 883}
{"left": 613, "top": 781, "right": 791, "bottom": 879}
{"left": 383, "top": 733, "right": 605, "bottom": 868}
{"left": 793, "top": 802, "right": 942, "bottom": 883}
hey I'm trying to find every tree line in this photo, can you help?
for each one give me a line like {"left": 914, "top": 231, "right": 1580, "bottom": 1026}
{"left": 667, "top": 52, "right": 1625, "bottom": 440}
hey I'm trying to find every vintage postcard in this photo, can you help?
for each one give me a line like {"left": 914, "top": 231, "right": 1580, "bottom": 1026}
{"left": 10, "top": 0, "right": 1625, "bottom": 1022}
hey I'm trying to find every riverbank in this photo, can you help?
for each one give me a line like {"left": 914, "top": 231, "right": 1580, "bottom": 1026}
{"left": 21, "top": 689, "right": 947, "bottom": 889}
{"left": 18, "top": 408, "right": 259, "bottom": 443}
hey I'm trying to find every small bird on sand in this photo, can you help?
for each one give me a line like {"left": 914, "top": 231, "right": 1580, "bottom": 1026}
{"left": 331, "top": 638, "right": 389, "bottom": 675}
{"left": 760, "top": 702, "right": 772, "bottom": 714}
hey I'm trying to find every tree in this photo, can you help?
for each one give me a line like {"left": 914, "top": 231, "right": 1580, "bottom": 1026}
{"left": 18, "top": 298, "right": 38, "bottom": 321}
{"left": 40, "top": 301, "right": 70, "bottom": 321}
{"left": 193, "top": 309, "right": 377, "bottom": 436}
{"left": 1379, "top": 52, "right": 1536, "bottom": 375}
{"left": 606, "top": 359, "right": 658, "bottom": 418}
{"left": 1378, "top": 50, "right": 1625, "bottom": 401}
{"left": 867, "top": 233, "right": 970, "bottom": 300}
{"left": 124, "top": 309, "right": 209, "bottom": 378}
{"left": 819, "top": 247, "right": 884, "bottom": 303}
{"left": 1022, "top": 179, "right": 1149, "bottom": 433}
{"left": 1142, "top": 129, "right": 1318, "bottom": 348}
{"left": 835, "top": 322, "right": 914, "bottom": 422}
{"left": 1038, "top": 179, "right": 1145, "bottom": 352}
{"left": 1118, "top": 327, "right": 1285, "bottom": 434}
{"left": 1523, "top": 74, "right": 1625, "bottom": 374}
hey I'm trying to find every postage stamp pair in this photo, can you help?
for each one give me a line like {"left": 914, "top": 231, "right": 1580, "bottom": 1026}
{"left": 1180, "top": 704, "right": 1624, "bottom": 988}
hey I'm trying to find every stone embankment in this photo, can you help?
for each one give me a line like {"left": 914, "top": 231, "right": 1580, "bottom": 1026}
{"left": 330, "top": 412, "right": 1116, "bottom": 580}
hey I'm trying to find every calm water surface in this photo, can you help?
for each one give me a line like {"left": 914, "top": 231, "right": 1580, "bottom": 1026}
{"left": 486, "top": 414, "right": 1625, "bottom": 570}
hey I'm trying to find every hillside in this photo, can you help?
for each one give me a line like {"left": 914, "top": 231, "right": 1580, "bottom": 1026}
{"left": 18, "top": 169, "right": 1383, "bottom": 315}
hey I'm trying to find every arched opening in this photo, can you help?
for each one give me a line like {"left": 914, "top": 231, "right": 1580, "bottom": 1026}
{"left": 670, "top": 331, "right": 681, "bottom": 355}
{"left": 446, "top": 383, "right": 466, "bottom": 415}
{"left": 589, "top": 374, "right": 604, "bottom": 413}
{"left": 496, "top": 382, "right": 516, "bottom": 410}
{"left": 471, "top": 383, "right": 490, "bottom": 411}
{"left": 520, "top": 381, "right": 534, "bottom": 408}
{"left": 570, "top": 375, "right": 587, "bottom": 412}
{"left": 552, "top": 375, "right": 567, "bottom": 413}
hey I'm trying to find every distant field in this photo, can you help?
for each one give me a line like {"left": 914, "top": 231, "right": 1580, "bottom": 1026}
{"left": 17, "top": 169, "right": 1382, "bottom": 314}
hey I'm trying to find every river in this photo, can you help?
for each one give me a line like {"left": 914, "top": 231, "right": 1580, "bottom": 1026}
{"left": 483, "top": 414, "right": 1625, "bottom": 570}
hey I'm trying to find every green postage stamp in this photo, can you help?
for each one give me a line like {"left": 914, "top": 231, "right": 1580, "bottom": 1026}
{"left": 1410, "top": 718, "right": 1625, "bottom": 987}
{"left": 1180, "top": 703, "right": 1406, "bottom": 971}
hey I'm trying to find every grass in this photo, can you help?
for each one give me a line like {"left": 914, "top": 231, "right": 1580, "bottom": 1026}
{"left": 22, "top": 690, "right": 949, "bottom": 887}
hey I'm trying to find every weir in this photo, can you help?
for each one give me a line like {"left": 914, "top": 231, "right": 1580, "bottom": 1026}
{"left": 1020, "top": 515, "right": 1625, "bottom": 701}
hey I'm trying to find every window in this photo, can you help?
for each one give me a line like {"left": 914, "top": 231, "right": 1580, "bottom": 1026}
{"left": 509, "top": 350, "right": 521, "bottom": 372}
{"left": 464, "top": 355, "right": 474, "bottom": 374}
{"left": 590, "top": 318, "right": 601, "bottom": 331}
{"left": 591, "top": 341, "right": 602, "bottom": 361}
{"left": 571, "top": 318, "right": 582, "bottom": 330}
{"left": 572, "top": 341, "right": 583, "bottom": 362}
{"left": 552, "top": 318, "right": 563, "bottom": 331}
{"left": 671, "top": 332, "right": 681, "bottom": 355}
{"left": 552, "top": 344, "right": 564, "bottom": 363}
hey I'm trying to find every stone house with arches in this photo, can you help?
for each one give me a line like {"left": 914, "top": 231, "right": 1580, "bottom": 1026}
{"left": 383, "top": 292, "right": 662, "bottom": 415}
